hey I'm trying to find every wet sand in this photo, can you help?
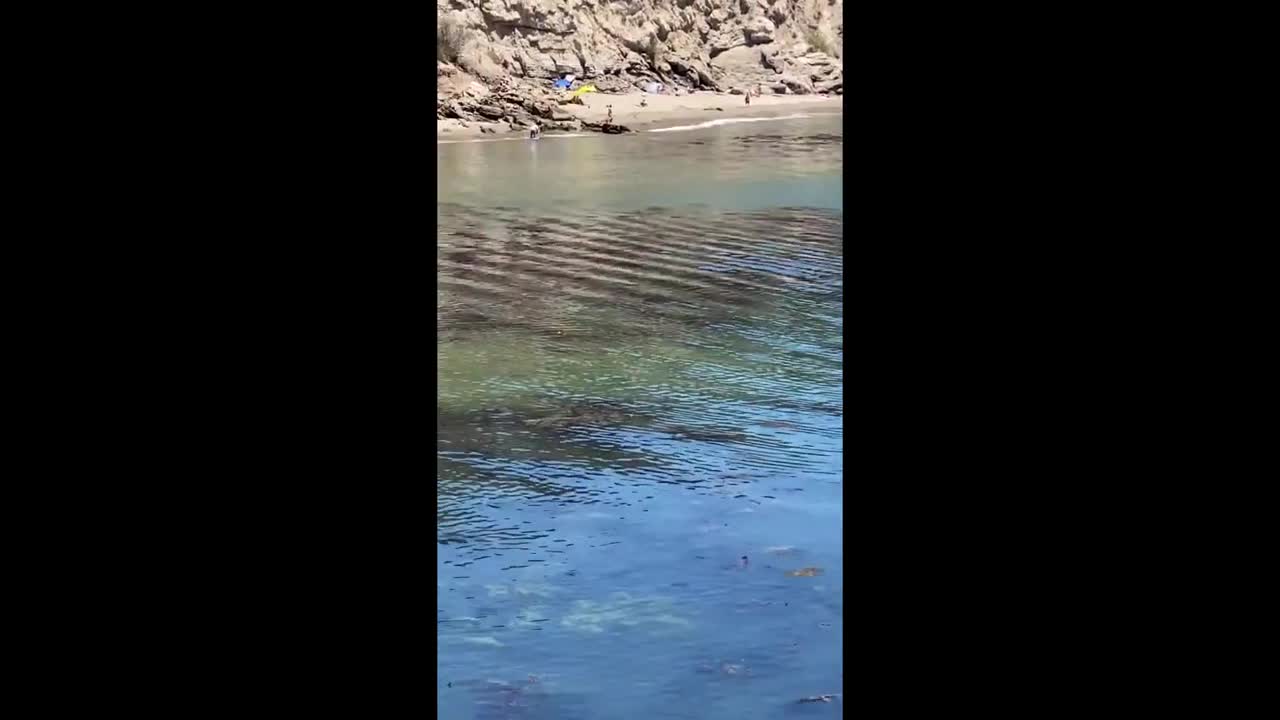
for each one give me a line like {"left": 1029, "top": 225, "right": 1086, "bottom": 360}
{"left": 437, "top": 91, "right": 842, "bottom": 139}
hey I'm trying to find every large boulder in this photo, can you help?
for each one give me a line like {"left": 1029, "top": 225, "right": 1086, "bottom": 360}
{"left": 744, "top": 15, "right": 775, "bottom": 45}
{"left": 472, "top": 103, "right": 507, "bottom": 120}
{"left": 777, "top": 73, "right": 813, "bottom": 94}
{"left": 815, "top": 77, "right": 842, "bottom": 94}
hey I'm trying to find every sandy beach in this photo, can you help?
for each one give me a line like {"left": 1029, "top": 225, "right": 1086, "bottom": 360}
{"left": 437, "top": 91, "right": 842, "bottom": 140}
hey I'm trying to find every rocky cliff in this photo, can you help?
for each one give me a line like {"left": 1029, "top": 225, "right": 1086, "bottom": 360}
{"left": 437, "top": 0, "right": 842, "bottom": 130}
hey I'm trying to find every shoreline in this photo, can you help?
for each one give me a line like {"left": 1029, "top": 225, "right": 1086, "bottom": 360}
{"left": 438, "top": 92, "right": 841, "bottom": 141}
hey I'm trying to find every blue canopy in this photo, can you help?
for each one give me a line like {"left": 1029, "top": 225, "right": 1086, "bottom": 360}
{"left": 553, "top": 79, "right": 571, "bottom": 89}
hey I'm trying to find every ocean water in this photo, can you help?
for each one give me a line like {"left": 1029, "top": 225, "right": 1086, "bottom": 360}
{"left": 438, "top": 115, "right": 843, "bottom": 719}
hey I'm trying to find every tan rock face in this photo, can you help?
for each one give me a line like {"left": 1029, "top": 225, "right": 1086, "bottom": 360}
{"left": 437, "top": 0, "right": 842, "bottom": 125}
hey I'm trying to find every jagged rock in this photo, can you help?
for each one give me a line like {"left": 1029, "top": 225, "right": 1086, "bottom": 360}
{"left": 441, "top": 101, "right": 467, "bottom": 119}
{"left": 797, "top": 51, "right": 834, "bottom": 66}
{"left": 814, "top": 77, "right": 842, "bottom": 94}
{"left": 708, "top": 28, "right": 747, "bottom": 56}
{"left": 768, "top": 2, "right": 789, "bottom": 25}
{"left": 760, "top": 45, "right": 784, "bottom": 73}
{"left": 436, "top": 0, "right": 842, "bottom": 134}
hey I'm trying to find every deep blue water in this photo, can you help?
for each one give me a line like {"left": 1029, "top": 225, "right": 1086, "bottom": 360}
{"left": 438, "top": 115, "right": 843, "bottom": 719}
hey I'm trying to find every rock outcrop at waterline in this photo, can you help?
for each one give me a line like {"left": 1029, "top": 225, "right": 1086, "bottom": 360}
{"left": 437, "top": 0, "right": 843, "bottom": 131}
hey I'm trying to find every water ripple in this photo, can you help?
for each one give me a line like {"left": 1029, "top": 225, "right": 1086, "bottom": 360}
{"left": 439, "top": 202, "right": 842, "bottom": 555}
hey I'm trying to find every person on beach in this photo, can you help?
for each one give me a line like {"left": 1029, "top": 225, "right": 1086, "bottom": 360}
{"left": 745, "top": 92, "right": 750, "bottom": 106}
{"left": 640, "top": 96, "right": 648, "bottom": 108}
{"left": 606, "top": 105, "right": 614, "bottom": 123}
{"left": 529, "top": 122, "right": 541, "bottom": 139}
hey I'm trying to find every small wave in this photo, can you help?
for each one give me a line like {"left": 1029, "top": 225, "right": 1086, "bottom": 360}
{"left": 648, "top": 113, "right": 838, "bottom": 133}
{"left": 437, "top": 136, "right": 526, "bottom": 145}
{"left": 439, "top": 113, "right": 840, "bottom": 144}
{"left": 438, "top": 133, "right": 595, "bottom": 145}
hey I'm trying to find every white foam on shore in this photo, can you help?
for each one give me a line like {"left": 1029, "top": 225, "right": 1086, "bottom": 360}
{"left": 647, "top": 112, "right": 839, "bottom": 133}
{"left": 437, "top": 133, "right": 594, "bottom": 145}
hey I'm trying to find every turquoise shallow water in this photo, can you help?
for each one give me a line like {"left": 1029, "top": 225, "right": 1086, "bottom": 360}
{"left": 438, "top": 115, "right": 843, "bottom": 719}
